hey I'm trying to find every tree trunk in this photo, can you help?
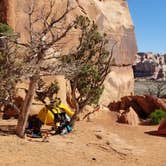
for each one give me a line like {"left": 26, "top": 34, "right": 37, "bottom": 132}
{"left": 70, "top": 101, "right": 80, "bottom": 127}
{"left": 16, "top": 74, "right": 38, "bottom": 138}
{"left": 69, "top": 80, "right": 80, "bottom": 127}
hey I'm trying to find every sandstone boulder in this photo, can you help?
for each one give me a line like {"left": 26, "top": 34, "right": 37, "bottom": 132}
{"left": 156, "top": 98, "right": 166, "bottom": 111}
{"left": 109, "top": 95, "right": 166, "bottom": 120}
{"left": 117, "top": 107, "right": 140, "bottom": 126}
{"left": 108, "top": 101, "right": 121, "bottom": 112}
{"left": 120, "top": 96, "right": 133, "bottom": 110}
{"left": 132, "top": 96, "right": 157, "bottom": 115}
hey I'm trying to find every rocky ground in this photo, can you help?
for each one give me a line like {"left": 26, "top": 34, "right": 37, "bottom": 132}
{"left": 0, "top": 109, "right": 165, "bottom": 166}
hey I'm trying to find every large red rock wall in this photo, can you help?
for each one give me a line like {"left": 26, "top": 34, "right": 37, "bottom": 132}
{"left": 5, "top": 0, "right": 137, "bottom": 106}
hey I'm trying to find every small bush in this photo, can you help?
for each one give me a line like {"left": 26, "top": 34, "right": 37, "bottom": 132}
{"left": 150, "top": 109, "right": 166, "bottom": 124}
{"left": 0, "top": 23, "right": 13, "bottom": 35}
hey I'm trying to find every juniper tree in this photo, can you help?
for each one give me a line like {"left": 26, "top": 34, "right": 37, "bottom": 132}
{"left": 61, "top": 16, "right": 116, "bottom": 125}
{"left": 14, "top": 0, "right": 75, "bottom": 137}
{"left": 0, "top": 23, "right": 23, "bottom": 112}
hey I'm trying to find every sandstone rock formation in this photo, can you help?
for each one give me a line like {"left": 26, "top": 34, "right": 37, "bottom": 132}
{"left": 117, "top": 107, "right": 140, "bottom": 126}
{"left": 133, "top": 52, "right": 166, "bottom": 80}
{"left": 1, "top": 0, "right": 137, "bottom": 106}
{"left": 109, "top": 95, "right": 166, "bottom": 120}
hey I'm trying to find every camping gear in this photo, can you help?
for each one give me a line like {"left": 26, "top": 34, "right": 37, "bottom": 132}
{"left": 58, "top": 103, "right": 74, "bottom": 118}
{"left": 27, "top": 115, "right": 42, "bottom": 138}
{"left": 158, "top": 118, "right": 166, "bottom": 135}
{"left": 26, "top": 103, "right": 73, "bottom": 137}
{"left": 54, "top": 112, "right": 72, "bottom": 135}
{"left": 37, "top": 104, "right": 74, "bottom": 126}
{"left": 60, "top": 124, "right": 72, "bottom": 135}
{"left": 37, "top": 107, "right": 61, "bottom": 126}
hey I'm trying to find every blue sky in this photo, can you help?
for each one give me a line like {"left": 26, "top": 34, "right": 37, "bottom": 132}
{"left": 127, "top": 0, "right": 166, "bottom": 53}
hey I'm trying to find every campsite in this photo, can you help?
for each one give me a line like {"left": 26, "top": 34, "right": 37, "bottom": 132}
{"left": 0, "top": 0, "right": 166, "bottom": 166}
{"left": 0, "top": 108, "right": 166, "bottom": 166}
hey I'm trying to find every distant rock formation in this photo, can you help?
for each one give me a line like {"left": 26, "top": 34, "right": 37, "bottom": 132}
{"left": 1, "top": 0, "right": 137, "bottom": 106}
{"left": 133, "top": 52, "right": 166, "bottom": 80}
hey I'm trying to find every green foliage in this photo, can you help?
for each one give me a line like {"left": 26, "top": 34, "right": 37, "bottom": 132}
{"left": 0, "top": 23, "right": 13, "bottom": 35}
{"left": 150, "top": 109, "right": 166, "bottom": 124}
{"left": 0, "top": 33, "right": 23, "bottom": 103}
{"left": 62, "top": 16, "right": 114, "bottom": 112}
{"left": 75, "top": 64, "right": 104, "bottom": 105}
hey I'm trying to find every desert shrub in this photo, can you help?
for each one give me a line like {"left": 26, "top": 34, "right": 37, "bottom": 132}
{"left": 150, "top": 109, "right": 166, "bottom": 124}
{"left": 0, "top": 26, "right": 23, "bottom": 104}
{"left": 0, "top": 23, "right": 13, "bottom": 35}
{"left": 148, "top": 81, "right": 166, "bottom": 98}
{"left": 61, "top": 16, "right": 115, "bottom": 124}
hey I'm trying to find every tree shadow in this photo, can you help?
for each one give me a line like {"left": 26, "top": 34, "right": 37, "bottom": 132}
{"left": 144, "top": 130, "right": 166, "bottom": 137}
{"left": 0, "top": 124, "right": 16, "bottom": 136}
{"left": 140, "top": 119, "right": 156, "bottom": 126}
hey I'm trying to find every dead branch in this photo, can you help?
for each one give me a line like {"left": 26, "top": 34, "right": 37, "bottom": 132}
{"left": 82, "top": 106, "right": 100, "bottom": 120}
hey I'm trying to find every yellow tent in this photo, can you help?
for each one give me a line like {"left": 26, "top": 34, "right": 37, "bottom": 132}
{"left": 37, "top": 104, "right": 74, "bottom": 126}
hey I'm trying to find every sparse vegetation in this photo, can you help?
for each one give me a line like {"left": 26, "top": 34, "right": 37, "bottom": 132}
{"left": 0, "top": 23, "right": 13, "bottom": 35}
{"left": 0, "top": 24, "right": 23, "bottom": 112}
{"left": 148, "top": 80, "right": 166, "bottom": 98}
{"left": 150, "top": 109, "right": 166, "bottom": 124}
{"left": 135, "top": 79, "right": 166, "bottom": 98}
{"left": 13, "top": 0, "right": 76, "bottom": 137}
{"left": 61, "top": 16, "right": 116, "bottom": 125}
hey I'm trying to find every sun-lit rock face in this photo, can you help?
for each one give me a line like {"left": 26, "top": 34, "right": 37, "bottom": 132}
{"left": 4, "top": 0, "right": 137, "bottom": 106}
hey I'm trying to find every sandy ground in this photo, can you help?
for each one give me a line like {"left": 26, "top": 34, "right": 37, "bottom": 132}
{"left": 0, "top": 110, "right": 166, "bottom": 166}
